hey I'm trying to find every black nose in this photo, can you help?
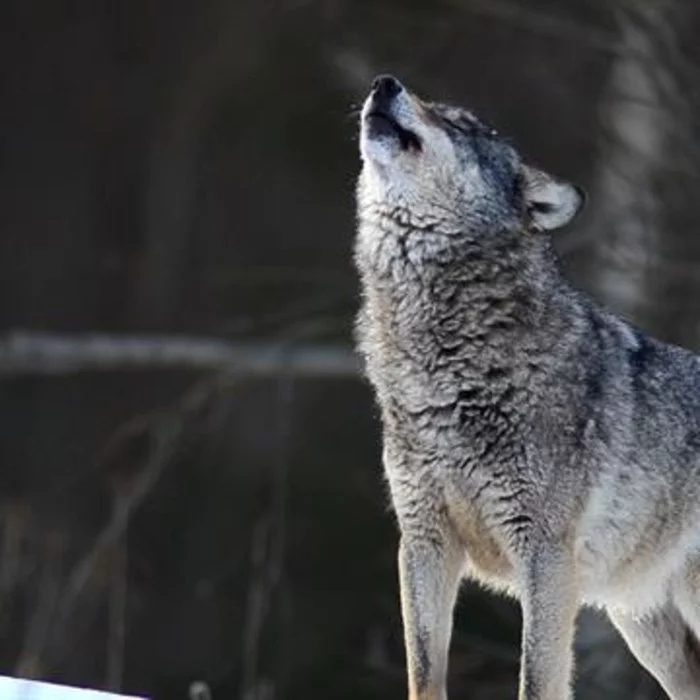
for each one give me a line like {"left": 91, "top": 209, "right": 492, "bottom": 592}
{"left": 371, "top": 74, "right": 402, "bottom": 102}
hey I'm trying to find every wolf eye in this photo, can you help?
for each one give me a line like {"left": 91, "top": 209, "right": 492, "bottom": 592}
{"left": 445, "top": 117, "right": 472, "bottom": 134}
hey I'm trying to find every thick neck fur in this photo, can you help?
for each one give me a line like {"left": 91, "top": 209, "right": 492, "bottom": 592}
{"left": 355, "top": 207, "right": 573, "bottom": 389}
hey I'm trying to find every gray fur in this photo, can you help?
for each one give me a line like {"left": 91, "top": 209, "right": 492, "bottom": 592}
{"left": 353, "top": 75, "right": 700, "bottom": 700}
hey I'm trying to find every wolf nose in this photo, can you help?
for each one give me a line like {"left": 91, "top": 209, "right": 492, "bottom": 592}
{"left": 371, "top": 74, "right": 403, "bottom": 102}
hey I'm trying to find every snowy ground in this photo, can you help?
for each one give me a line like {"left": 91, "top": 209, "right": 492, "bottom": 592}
{"left": 0, "top": 677, "right": 145, "bottom": 700}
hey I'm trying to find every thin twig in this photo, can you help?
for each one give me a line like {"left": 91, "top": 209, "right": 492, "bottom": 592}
{"left": 15, "top": 533, "right": 65, "bottom": 679}
{"left": 106, "top": 534, "right": 128, "bottom": 691}
{"left": 240, "top": 361, "right": 296, "bottom": 700}
{"left": 451, "top": 0, "right": 617, "bottom": 54}
{"left": 0, "top": 500, "right": 28, "bottom": 600}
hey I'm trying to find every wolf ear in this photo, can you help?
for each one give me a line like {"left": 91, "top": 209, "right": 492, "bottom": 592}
{"left": 521, "top": 165, "right": 585, "bottom": 232}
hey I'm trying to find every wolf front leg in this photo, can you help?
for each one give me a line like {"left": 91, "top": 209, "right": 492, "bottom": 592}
{"left": 518, "top": 544, "right": 578, "bottom": 700}
{"left": 398, "top": 533, "right": 464, "bottom": 700}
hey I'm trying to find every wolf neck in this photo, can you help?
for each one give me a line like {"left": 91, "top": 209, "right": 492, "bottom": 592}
{"left": 357, "top": 218, "right": 567, "bottom": 377}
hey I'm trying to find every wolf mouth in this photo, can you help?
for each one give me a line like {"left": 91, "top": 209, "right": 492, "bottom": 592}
{"left": 366, "top": 110, "right": 421, "bottom": 151}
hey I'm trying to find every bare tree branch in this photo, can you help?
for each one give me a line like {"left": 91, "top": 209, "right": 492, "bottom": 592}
{"left": 48, "top": 370, "right": 245, "bottom": 670}
{"left": 0, "top": 331, "right": 360, "bottom": 378}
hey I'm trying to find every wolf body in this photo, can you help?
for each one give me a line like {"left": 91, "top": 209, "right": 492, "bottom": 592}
{"left": 354, "top": 75, "right": 700, "bottom": 700}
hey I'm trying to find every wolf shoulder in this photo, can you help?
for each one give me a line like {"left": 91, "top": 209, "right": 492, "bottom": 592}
{"left": 591, "top": 303, "right": 700, "bottom": 449}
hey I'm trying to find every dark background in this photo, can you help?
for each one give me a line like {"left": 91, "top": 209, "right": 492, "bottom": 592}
{"left": 1, "top": 1, "right": 699, "bottom": 698}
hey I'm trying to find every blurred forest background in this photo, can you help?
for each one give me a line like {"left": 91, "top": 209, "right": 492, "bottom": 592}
{"left": 1, "top": 0, "right": 700, "bottom": 698}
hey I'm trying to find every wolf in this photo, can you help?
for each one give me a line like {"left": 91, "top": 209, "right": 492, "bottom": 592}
{"left": 353, "top": 74, "right": 700, "bottom": 700}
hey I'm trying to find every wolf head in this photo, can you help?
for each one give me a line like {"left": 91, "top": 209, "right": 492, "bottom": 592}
{"left": 358, "top": 75, "right": 584, "bottom": 235}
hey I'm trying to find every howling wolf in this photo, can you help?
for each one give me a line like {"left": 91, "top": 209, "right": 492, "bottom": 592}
{"left": 354, "top": 74, "right": 700, "bottom": 700}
